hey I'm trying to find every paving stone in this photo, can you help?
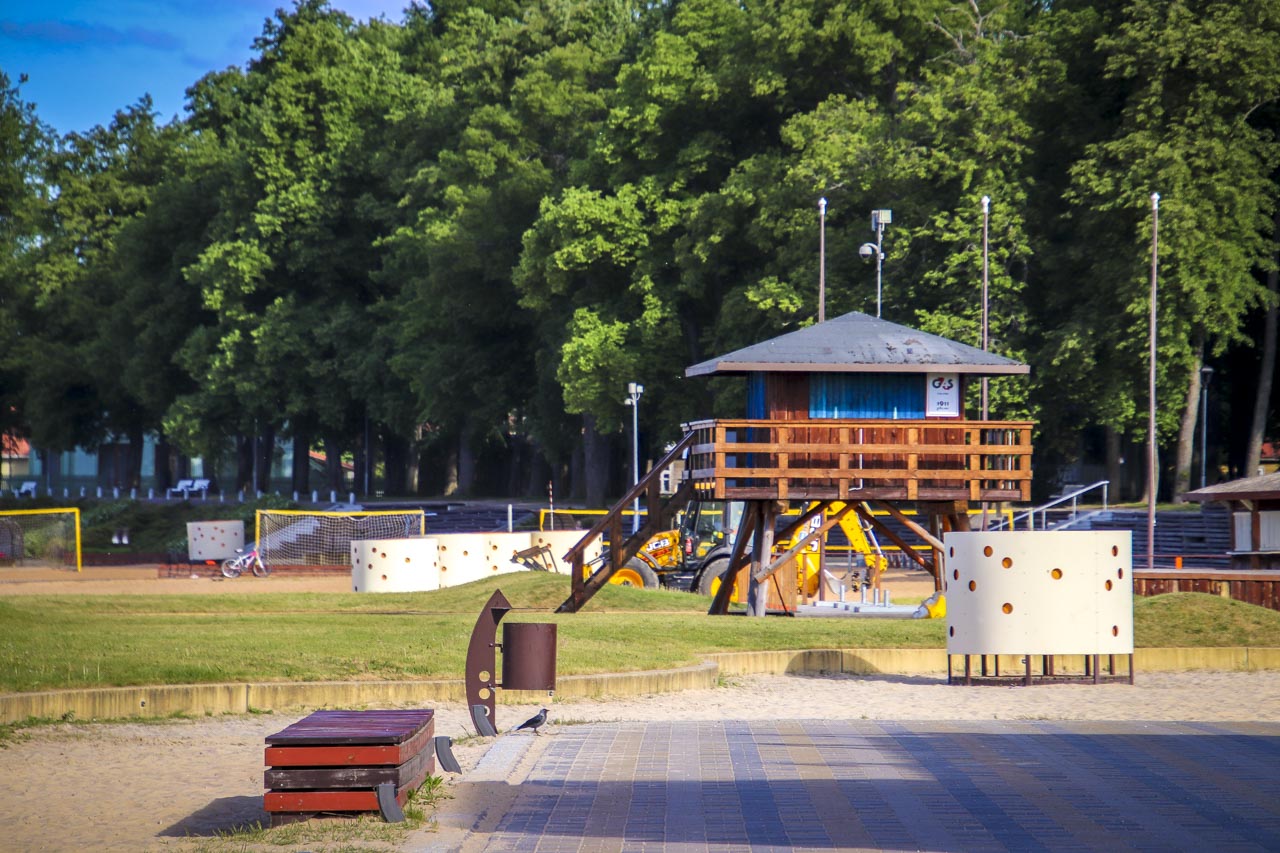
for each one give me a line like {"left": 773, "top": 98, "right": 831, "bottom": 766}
{"left": 472, "top": 720, "right": 1280, "bottom": 852}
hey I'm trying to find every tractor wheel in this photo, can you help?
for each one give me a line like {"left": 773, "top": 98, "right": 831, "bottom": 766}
{"left": 612, "top": 558, "right": 660, "bottom": 589}
{"left": 694, "top": 556, "right": 731, "bottom": 597}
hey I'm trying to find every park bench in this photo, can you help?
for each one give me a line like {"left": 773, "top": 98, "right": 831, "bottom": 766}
{"left": 166, "top": 478, "right": 210, "bottom": 498}
{"left": 263, "top": 709, "right": 438, "bottom": 826}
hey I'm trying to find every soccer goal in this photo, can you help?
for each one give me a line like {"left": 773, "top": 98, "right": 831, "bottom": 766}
{"left": 0, "top": 508, "right": 82, "bottom": 572}
{"left": 255, "top": 509, "right": 426, "bottom": 570}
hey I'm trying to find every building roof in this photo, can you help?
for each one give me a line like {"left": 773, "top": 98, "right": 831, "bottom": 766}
{"left": 685, "top": 311, "right": 1030, "bottom": 377}
{"left": 1184, "top": 472, "right": 1280, "bottom": 503}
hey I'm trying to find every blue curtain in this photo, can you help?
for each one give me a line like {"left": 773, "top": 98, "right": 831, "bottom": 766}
{"left": 809, "top": 374, "right": 924, "bottom": 419}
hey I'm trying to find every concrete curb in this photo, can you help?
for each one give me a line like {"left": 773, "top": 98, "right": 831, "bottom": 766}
{"left": 3, "top": 649, "right": 1277, "bottom": 725}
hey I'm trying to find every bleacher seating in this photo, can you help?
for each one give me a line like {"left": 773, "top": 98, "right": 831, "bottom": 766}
{"left": 166, "top": 478, "right": 210, "bottom": 498}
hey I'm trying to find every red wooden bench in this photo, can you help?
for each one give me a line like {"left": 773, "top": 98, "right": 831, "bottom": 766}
{"left": 264, "top": 709, "right": 435, "bottom": 826}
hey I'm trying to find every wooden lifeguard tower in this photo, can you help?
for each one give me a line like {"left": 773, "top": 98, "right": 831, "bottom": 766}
{"left": 558, "top": 311, "right": 1033, "bottom": 614}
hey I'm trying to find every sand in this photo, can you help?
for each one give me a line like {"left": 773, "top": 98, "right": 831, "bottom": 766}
{"left": 3, "top": 567, "right": 1277, "bottom": 850}
{"left": 0, "top": 565, "right": 938, "bottom": 599}
{"left": 2, "top": 672, "right": 1279, "bottom": 852}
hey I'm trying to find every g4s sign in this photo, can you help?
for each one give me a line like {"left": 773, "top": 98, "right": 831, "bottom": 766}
{"left": 926, "top": 372, "right": 961, "bottom": 417}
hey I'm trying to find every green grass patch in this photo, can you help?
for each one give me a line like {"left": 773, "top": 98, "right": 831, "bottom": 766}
{"left": 1132, "top": 592, "right": 1280, "bottom": 647}
{"left": 0, "top": 575, "right": 1276, "bottom": 693}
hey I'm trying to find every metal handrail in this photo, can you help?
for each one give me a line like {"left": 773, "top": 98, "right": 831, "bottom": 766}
{"left": 993, "top": 480, "right": 1110, "bottom": 531}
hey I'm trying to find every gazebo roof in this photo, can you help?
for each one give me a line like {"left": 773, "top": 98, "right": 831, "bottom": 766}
{"left": 1184, "top": 471, "right": 1280, "bottom": 503}
{"left": 685, "top": 311, "right": 1030, "bottom": 377}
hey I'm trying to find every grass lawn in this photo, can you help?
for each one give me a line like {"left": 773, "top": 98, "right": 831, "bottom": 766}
{"left": 1, "top": 574, "right": 1277, "bottom": 693}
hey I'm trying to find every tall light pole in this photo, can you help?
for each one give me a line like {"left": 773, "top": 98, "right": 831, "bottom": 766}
{"left": 625, "top": 382, "right": 644, "bottom": 534}
{"left": 1200, "top": 365, "right": 1214, "bottom": 489}
{"left": 818, "top": 197, "right": 827, "bottom": 322}
{"left": 981, "top": 195, "right": 991, "bottom": 421}
{"left": 860, "top": 209, "right": 891, "bottom": 318}
{"left": 1148, "top": 192, "right": 1160, "bottom": 572}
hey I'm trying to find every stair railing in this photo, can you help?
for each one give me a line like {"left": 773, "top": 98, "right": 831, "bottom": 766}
{"left": 990, "top": 480, "right": 1110, "bottom": 531}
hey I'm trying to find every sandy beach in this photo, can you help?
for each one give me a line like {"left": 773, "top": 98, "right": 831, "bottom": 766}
{"left": 3, "top": 566, "right": 1278, "bottom": 851}
{"left": 2, "top": 670, "right": 1279, "bottom": 852}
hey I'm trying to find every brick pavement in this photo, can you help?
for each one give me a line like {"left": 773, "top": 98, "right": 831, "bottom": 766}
{"left": 470, "top": 720, "right": 1280, "bottom": 852}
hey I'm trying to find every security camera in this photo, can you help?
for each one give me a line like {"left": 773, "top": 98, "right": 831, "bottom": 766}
{"left": 859, "top": 243, "right": 876, "bottom": 261}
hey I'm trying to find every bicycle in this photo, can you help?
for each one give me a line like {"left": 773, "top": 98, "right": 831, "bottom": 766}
{"left": 221, "top": 545, "right": 270, "bottom": 578}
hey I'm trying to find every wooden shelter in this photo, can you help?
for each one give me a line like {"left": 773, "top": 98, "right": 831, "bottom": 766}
{"left": 1184, "top": 472, "right": 1280, "bottom": 570}
{"left": 558, "top": 311, "right": 1034, "bottom": 614}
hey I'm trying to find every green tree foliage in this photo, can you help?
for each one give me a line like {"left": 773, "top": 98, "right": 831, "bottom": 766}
{"left": 0, "top": 72, "right": 50, "bottom": 444}
{"left": 2, "top": 0, "right": 1278, "bottom": 502}
{"left": 1047, "top": 0, "right": 1280, "bottom": 495}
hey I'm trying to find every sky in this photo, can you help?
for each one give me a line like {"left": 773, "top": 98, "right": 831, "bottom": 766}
{"left": 1, "top": 0, "right": 410, "bottom": 136}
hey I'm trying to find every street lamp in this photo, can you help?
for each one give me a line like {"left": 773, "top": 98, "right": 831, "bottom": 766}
{"left": 981, "top": 195, "right": 990, "bottom": 420}
{"left": 818, "top": 197, "right": 827, "bottom": 323}
{"left": 1200, "top": 365, "right": 1214, "bottom": 489}
{"left": 625, "top": 382, "right": 644, "bottom": 534}
{"left": 1147, "top": 192, "right": 1160, "bottom": 572}
{"left": 859, "top": 209, "right": 891, "bottom": 317}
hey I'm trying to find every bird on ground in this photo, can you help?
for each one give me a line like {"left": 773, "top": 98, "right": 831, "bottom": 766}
{"left": 515, "top": 708, "right": 549, "bottom": 735}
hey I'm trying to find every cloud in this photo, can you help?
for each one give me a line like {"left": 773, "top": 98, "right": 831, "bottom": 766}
{"left": 0, "top": 20, "right": 184, "bottom": 52}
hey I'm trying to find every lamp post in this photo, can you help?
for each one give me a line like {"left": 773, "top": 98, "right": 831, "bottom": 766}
{"left": 1147, "top": 192, "right": 1160, "bottom": 572}
{"left": 625, "top": 382, "right": 644, "bottom": 534}
{"left": 860, "top": 209, "right": 891, "bottom": 318}
{"left": 818, "top": 197, "right": 827, "bottom": 322}
{"left": 981, "top": 195, "right": 990, "bottom": 421}
{"left": 1200, "top": 365, "right": 1214, "bottom": 489}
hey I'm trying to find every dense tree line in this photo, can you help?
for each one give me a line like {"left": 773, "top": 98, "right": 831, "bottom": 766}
{"left": 1, "top": 0, "right": 1278, "bottom": 504}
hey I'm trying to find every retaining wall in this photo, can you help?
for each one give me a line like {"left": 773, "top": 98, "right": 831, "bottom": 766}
{"left": 3, "top": 647, "right": 1278, "bottom": 725}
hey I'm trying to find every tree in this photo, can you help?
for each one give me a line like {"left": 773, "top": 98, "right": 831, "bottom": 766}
{"left": 175, "top": 1, "right": 424, "bottom": 493}
{"left": 23, "top": 100, "right": 184, "bottom": 488}
{"left": 389, "top": 0, "right": 637, "bottom": 497}
{"left": 1063, "top": 0, "right": 1280, "bottom": 501}
{"left": 0, "top": 72, "right": 51, "bottom": 452}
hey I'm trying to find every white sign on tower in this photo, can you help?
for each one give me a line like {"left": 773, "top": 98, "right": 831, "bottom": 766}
{"left": 926, "top": 373, "right": 961, "bottom": 418}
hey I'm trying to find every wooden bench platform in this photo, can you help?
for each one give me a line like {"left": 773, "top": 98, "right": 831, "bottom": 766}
{"left": 264, "top": 709, "right": 435, "bottom": 825}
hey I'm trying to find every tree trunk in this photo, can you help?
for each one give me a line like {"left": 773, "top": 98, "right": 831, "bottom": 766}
{"left": 569, "top": 436, "right": 584, "bottom": 502}
{"left": 1247, "top": 213, "right": 1279, "bottom": 477}
{"left": 1172, "top": 338, "right": 1204, "bottom": 503}
{"left": 506, "top": 433, "right": 524, "bottom": 497}
{"left": 323, "top": 435, "right": 344, "bottom": 493}
{"left": 582, "top": 413, "right": 608, "bottom": 508}
{"left": 123, "top": 426, "right": 144, "bottom": 490}
{"left": 1105, "top": 426, "right": 1122, "bottom": 502}
{"left": 255, "top": 424, "right": 276, "bottom": 494}
{"left": 383, "top": 431, "right": 410, "bottom": 496}
{"left": 457, "top": 425, "right": 476, "bottom": 496}
{"left": 153, "top": 433, "right": 172, "bottom": 493}
{"left": 352, "top": 425, "right": 367, "bottom": 498}
{"left": 525, "top": 441, "right": 551, "bottom": 499}
{"left": 442, "top": 444, "right": 459, "bottom": 496}
{"left": 291, "top": 432, "right": 310, "bottom": 495}
{"left": 236, "top": 434, "right": 253, "bottom": 493}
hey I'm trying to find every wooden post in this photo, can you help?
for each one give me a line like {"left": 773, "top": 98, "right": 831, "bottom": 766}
{"left": 748, "top": 502, "right": 776, "bottom": 617}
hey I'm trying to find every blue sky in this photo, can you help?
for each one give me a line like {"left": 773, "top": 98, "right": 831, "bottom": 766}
{"left": 1, "top": 1, "right": 410, "bottom": 135}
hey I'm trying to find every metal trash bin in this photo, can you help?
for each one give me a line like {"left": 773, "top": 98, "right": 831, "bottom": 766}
{"left": 502, "top": 622, "right": 557, "bottom": 691}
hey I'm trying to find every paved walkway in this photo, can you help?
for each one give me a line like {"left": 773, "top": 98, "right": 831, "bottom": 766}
{"left": 461, "top": 720, "right": 1280, "bottom": 852}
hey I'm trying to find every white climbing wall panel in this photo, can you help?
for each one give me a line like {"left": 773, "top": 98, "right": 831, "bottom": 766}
{"left": 944, "top": 531, "right": 1133, "bottom": 656}
{"left": 350, "top": 537, "right": 440, "bottom": 593}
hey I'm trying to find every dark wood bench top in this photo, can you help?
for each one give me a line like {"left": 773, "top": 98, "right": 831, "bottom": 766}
{"left": 265, "top": 709, "right": 435, "bottom": 746}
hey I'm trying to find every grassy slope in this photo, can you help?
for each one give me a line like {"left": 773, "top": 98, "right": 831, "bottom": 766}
{"left": 0, "top": 575, "right": 1275, "bottom": 693}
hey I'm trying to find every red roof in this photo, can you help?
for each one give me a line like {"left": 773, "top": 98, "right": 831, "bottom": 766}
{"left": 1, "top": 434, "right": 29, "bottom": 458}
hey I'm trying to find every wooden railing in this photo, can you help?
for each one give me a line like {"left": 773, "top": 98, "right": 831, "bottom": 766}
{"left": 684, "top": 418, "right": 1033, "bottom": 503}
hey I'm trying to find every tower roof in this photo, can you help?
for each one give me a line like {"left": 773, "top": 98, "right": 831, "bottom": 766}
{"left": 686, "top": 311, "right": 1029, "bottom": 377}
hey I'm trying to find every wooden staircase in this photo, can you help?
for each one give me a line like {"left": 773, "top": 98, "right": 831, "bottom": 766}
{"left": 556, "top": 433, "right": 696, "bottom": 613}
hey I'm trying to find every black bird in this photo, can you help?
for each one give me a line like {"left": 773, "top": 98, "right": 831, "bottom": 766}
{"left": 515, "top": 708, "right": 549, "bottom": 735}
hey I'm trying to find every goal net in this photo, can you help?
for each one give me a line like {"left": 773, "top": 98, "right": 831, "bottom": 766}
{"left": 256, "top": 510, "right": 426, "bottom": 569}
{"left": 0, "top": 508, "right": 82, "bottom": 571}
